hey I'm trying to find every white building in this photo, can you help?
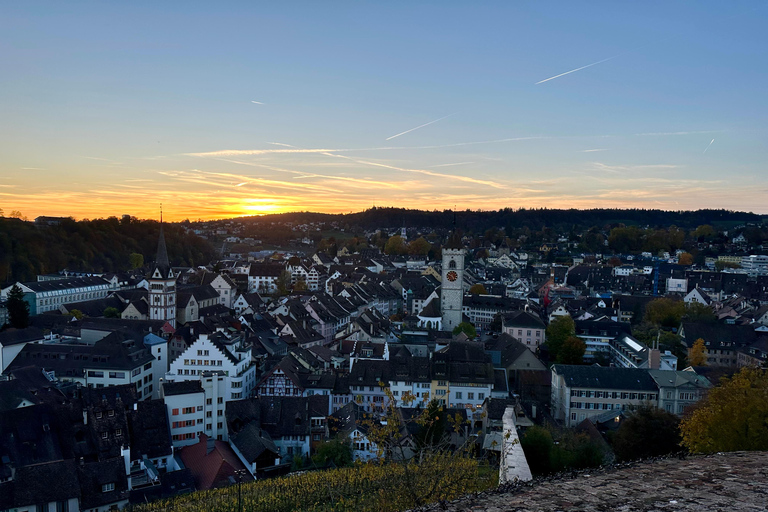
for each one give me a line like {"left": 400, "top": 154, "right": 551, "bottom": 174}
{"left": 166, "top": 333, "right": 257, "bottom": 401}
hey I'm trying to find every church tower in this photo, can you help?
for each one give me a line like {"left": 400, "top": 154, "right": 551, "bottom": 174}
{"left": 440, "top": 230, "right": 465, "bottom": 332}
{"left": 148, "top": 219, "right": 176, "bottom": 328}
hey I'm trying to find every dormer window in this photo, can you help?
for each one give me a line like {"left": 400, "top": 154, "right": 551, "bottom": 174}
{"left": 95, "top": 411, "right": 103, "bottom": 419}
{"left": 108, "top": 410, "right": 114, "bottom": 417}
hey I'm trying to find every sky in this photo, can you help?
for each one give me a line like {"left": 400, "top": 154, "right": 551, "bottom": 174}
{"left": 1, "top": 1, "right": 767, "bottom": 221}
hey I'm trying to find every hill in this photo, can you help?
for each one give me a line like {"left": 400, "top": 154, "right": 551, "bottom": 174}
{"left": 0, "top": 217, "right": 216, "bottom": 286}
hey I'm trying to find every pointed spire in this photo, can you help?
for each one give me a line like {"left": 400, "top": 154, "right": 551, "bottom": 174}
{"left": 152, "top": 205, "right": 171, "bottom": 278}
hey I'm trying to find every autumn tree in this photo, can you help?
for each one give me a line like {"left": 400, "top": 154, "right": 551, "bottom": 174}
{"left": 545, "top": 315, "right": 576, "bottom": 362}
{"left": 680, "top": 367, "right": 768, "bottom": 453}
{"left": 612, "top": 406, "right": 681, "bottom": 462}
{"left": 678, "top": 252, "right": 694, "bottom": 265}
{"left": 689, "top": 338, "right": 708, "bottom": 366}
{"left": 6, "top": 284, "right": 30, "bottom": 328}
{"left": 384, "top": 235, "right": 408, "bottom": 255}
{"left": 468, "top": 284, "right": 487, "bottom": 295}
{"left": 407, "top": 237, "right": 431, "bottom": 256}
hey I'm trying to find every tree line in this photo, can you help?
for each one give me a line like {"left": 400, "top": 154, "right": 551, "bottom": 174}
{"left": 0, "top": 216, "right": 216, "bottom": 286}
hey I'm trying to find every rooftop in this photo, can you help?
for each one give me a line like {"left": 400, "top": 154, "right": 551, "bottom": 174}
{"left": 424, "top": 452, "right": 768, "bottom": 512}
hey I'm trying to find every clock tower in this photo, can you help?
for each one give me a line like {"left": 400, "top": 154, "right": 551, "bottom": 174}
{"left": 148, "top": 221, "right": 176, "bottom": 328}
{"left": 441, "top": 230, "right": 465, "bottom": 332}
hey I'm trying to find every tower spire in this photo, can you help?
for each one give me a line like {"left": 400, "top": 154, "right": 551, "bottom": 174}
{"left": 155, "top": 205, "right": 170, "bottom": 274}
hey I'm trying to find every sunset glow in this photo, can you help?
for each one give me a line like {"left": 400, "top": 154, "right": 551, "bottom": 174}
{"left": 1, "top": 2, "right": 766, "bottom": 221}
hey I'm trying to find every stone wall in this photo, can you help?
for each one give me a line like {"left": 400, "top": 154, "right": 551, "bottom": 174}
{"left": 425, "top": 451, "right": 768, "bottom": 511}
{"left": 498, "top": 406, "right": 532, "bottom": 484}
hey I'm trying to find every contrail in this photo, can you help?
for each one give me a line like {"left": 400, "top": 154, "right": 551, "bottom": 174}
{"left": 385, "top": 113, "right": 456, "bottom": 141}
{"left": 703, "top": 139, "right": 715, "bottom": 153}
{"left": 536, "top": 55, "right": 621, "bottom": 85}
{"left": 251, "top": 100, "right": 264, "bottom": 105}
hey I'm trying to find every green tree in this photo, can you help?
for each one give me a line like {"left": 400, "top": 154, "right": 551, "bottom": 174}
{"left": 103, "top": 307, "right": 121, "bottom": 318}
{"left": 488, "top": 313, "right": 503, "bottom": 333}
{"left": 384, "top": 235, "right": 408, "bottom": 255}
{"left": 689, "top": 338, "right": 708, "bottom": 366}
{"left": 468, "top": 284, "right": 487, "bottom": 295}
{"left": 693, "top": 224, "right": 715, "bottom": 241}
{"left": 129, "top": 252, "right": 144, "bottom": 269}
{"left": 684, "top": 302, "right": 716, "bottom": 323}
{"left": 407, "top": 237, "right": 431, "bottom": 256}
{"left": 6, "top": 284, "right": 30, "bottom": 328}
{"left": 276, "top": 270, "right": 292, "bottom": 296}
{"left": 312, "top": 437, "right": 353, "bottom": 468}
{"left": 69, "top": 309, "right": 84, "bottom": 320}
{"left": 452, "top": 322, "right": 477, "bottom": 339}
{"left": 612, "top": 406, "right": 681, "bottom": 462}
{"left": 681, "top": 367, "right": 768, "bottom": 453}
{"left": 645, "top": 298, "right": 686, "bottom": 328}
{"left": 520, "top": 425, "right": 554, "bottom": 475}
{"left": 715, "top": 260, "right": 740, "bottom": 271}
{"left": 545, "top": 315, "right": 576, "bottom": 362}
{"left": 557, "top": 336, "right": 586, "bottom": 365}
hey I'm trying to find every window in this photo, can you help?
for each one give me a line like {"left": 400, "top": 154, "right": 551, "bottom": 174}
{"left": 56, "top": 499, "right": 69, "bottom": 512}
{"left": 115, "top": 428, "right": 122, "bottom": 436}
{"left": 467, "top": 392, "right": 474, "bottom": 400}
{"left": 455, "top": 392, "right": 462, "bottom": 399}
{"left": 144, "top": 362, "right": 152, "bottom": 371}
{"left": 478, "top": 393, "right": 484, "bottom": 400}
{"left": 217, "top": 397, "right": 223, "bottom": 404}
{"left": 102, "top": 482, "right": 115, "bottom": 493}
{"left": 101, "top": 432, "right": 108, "bottom": 439}
{"left": 172, "top": 408, "right": 179, "bottom": 416}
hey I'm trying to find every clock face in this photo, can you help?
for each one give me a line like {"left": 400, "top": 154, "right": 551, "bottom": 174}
{"left": 446, "top": 271, "right": 458, "bottom": 282}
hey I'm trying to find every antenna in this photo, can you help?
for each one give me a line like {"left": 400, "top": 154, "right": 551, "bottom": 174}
{"left": 160, "top": 203, "right": 163, "bottom": 225}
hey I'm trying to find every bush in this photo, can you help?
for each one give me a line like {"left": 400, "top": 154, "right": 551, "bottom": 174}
{"left": 612, "top": 406, "right": 681, "bottom": 462}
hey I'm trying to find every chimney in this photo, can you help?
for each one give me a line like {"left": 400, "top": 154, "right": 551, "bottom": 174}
{"left": 82, "top": 409, "right": 88, "bottom": 425}
{"left": 649, "top": 349, "right": 661, "bottom": 370}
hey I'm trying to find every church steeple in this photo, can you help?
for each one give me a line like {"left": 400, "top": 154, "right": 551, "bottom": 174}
{"left": 155, "top": 224, "right": 171, "bottom": 276}
{"left": 148, "top": 206, "right": 176, "bottom": 328}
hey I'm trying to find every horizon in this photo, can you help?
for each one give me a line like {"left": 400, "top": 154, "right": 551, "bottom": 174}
{"left": 21, "top": 204, "right": 767, "bottom": 224}
{"left": 2, "top": 2, "right": 767, "bottom": 221}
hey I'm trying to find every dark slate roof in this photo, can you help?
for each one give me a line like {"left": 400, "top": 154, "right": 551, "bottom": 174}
{"left": 229, "top": 423, "right": 279, "bottom": 463}
{"left": 7, "top": 332, "right": 154, "bottom": 376}
{"left": 0, "top": 365, "right": 67, "bottom": 412}
{"left": 162, "top": 380, "right": 204, "bottom": 396}
{"left": 680, "top": 322, "right": 758, "bottom": 350}
{"left": 552, "top": 365, "right": 658, "bottom": 391}
{"left": 20, "top": 276, "right": 111, "bottom": 293}
{"left": 503, "top": 310, "right": 546, "bottom": 329}
{"left": 349, "top": 359, "right": 392, "bottom": 386}
{"left": 129, "top": 399, "right": 173, "bottom": 460}
{"left": 1, "top": 459, "right": 81, "bottom": 508}
{"left": 418, "top": 297, "right": 441, "bottom": 318}
{"left": 433, "top": 341, "right": 495, "bottom": 384}
{"left": 484, "top": 397, "right": 516, "bottom": 421}
{"left": 78, "top": 457, "right": 129, "bottom": 509}
{"left": 0, "top": 326, "right": 45, "bottom": 347}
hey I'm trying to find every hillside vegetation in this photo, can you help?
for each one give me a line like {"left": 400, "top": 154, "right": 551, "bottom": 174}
{"left": 0, "top": 217, "right": 215, "bottom": 286}
{"left": 130, "top": 459, "right": 496, "bottom": 512}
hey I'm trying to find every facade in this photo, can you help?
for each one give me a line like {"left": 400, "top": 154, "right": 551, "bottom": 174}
{"left": 148, "top": 226, "right": 177, "bottom": 328}
{"left": 1, "top": 276, "right": 111, "bottom": 315}
{"left": 551, "top": 365, "right": 709, "bottom": 427}
{"left": 441, "top": 233, "right": 466, "bottom": 332}
{"left": 502, "top": 310, "right": 546, "bottom": 348}
{"left": 166, "top": 333, "right": 257, "bottom": 402}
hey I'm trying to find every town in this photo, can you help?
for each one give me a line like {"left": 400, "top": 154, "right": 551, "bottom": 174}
{"left": 0, "top": 209, "right": 766, "bottom": 511}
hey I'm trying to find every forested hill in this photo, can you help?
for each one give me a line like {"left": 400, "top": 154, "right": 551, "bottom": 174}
{"left": 243, "top": 208, "right": 764, "bottom": 232}
{"left": 0, "top": 217, "right": 215, "bottom": 286}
